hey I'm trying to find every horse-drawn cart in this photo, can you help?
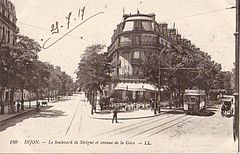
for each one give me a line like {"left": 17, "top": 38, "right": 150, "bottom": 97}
{"left": 219, "top": 95, "right": 234, "bottom": 117}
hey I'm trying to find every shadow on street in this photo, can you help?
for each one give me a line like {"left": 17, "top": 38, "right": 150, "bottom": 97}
{"left": 33, "top": 106, "right": 66, "bottom": 118}
{"left": 0, "top": 106, "right": 66, "bottom": 132}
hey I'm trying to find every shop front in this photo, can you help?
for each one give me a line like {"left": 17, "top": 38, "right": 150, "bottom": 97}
{"left": 110, "top": 82, "right": 158, "bottom": 111}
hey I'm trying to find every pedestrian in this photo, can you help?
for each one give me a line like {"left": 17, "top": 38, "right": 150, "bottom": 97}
{"left": 150, "top": 98, "right": 154, "bottom": 111}
{"left": 17, "top": 102, "right": 20, "bottom": 113}
{"left": 0, "top": 98, "right": 4, "bottom": 115}
{"left": 112, "top": 106, "right": 118, "bottom": 123}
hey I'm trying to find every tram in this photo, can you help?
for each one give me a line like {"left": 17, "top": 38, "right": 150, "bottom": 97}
{"left": 183, "top": 89, "right": 206, "bottom": 114}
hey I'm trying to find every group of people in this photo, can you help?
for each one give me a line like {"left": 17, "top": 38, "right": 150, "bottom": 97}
{"left": 111, "top": 98, "right": 160, "bottom": 123}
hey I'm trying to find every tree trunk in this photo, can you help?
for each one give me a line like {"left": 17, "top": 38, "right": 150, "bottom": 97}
{"left": 21, "top": 88, "right": 24, "bottom": 111}
{"left": 169, "top": 90, "right": 172, "bottom": 109}
{"left": 89, "top": 91, "right": 94, "bottom": 115}
{"left": 36, "top": 91, "right": 39, "bottom": 109}
{"left": 9, "top": 89, "right": 15, "bottom": 113}
{"left": 0, "top": 87, "right": 5, "bottom": 114}
{"left": 47, "top": 89, "right": 50, "bottom": 102}
{"left": 94, "top": 91, "right": 97, "bottom": 113}
{"left": 51, "top": 90, "right": 53, "bottom": 101}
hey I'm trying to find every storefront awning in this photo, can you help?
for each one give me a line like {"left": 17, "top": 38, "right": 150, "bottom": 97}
{"left": 114, "top": 82, "right": 158, "bottom": 91}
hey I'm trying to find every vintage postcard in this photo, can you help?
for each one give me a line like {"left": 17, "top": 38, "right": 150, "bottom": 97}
{"left": 0, "top": 0, "right": 239, "bottom": 153}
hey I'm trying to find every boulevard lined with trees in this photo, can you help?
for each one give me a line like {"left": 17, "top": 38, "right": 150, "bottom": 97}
{"left": 0, "top": 34, "right": 74, "bottom": 114}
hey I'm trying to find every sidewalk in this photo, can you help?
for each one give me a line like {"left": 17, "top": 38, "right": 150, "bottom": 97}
{"left": 90, "top": 109, "right": 162, "bottom": 120}
{"left": 0, "top": 97, "right": 66, "bottom": 124}
{"left": 0, "top": 107, "right": 36, "bottom": 124}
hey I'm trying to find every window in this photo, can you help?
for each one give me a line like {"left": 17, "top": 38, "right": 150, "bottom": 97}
{"left": 133, "top": 35, "right": 140, "bottom": 45}
{"left": 141, "top": 34, "right": 157, "bottom": 46}
{"left": 190, "top": 97, "right": 195, "bottom": 102}
{"left": 142, "top": 21, "right": 153, "bottom": 31}
{"left": 133, "top": 51, "right": 140, "bottom": 59}
{"left": 2, "top": 26, "right": 5, "bottom": 40}
{"left": 154, "top": 23, "right": 159, "bottom": 33}
{"left": 123, "top": 21, "right": 134, "bottom": 31}
{"left": 120, "top": 35, "right": 132, "bottom": 46}
{"left": 134, "top": 21, "right": 141, "bottom": 31}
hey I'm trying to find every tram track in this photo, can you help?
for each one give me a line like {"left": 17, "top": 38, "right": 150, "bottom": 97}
{"left": 94, "top": 112, "right": 176, "bottom": 138}
{"left": 78, "top": 102, "right": 84, "bottom": 135}
{"left": 65, "top": 102, "right": 80, "bottom": 136}
{"left": 113, "top": 114, "right": 177, "bottom": 136}
{"left": 145, "top": 116, "right": 193, "bottom": 138}
{"left": 128, "top": 115, "right": 191, "bottom": 139}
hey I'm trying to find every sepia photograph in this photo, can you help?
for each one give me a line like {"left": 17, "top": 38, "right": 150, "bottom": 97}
{"left": 0, "top": 0, "right": 239, "bottom": 153}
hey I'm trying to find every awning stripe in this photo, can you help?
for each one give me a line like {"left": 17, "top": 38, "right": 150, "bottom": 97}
{"left": 114, "top": 82, "right": 158, "bottom": 91}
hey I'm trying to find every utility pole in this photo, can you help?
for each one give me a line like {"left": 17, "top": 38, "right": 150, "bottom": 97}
{"left": 234, "top": 0, "right": 239, "bottom": 143}
{"left": 158, "top": 48, "right": 165, "bottom": 114}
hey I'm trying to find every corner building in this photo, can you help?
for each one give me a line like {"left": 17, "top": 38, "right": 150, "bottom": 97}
{"left": 107, "top": 12, "right": 202, "bottom": 103}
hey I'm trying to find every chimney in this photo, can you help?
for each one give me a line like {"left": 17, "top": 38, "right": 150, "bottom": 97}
{"left": 169, "top": 29, "right": 177, "bottom": 35}
{"left": 159, "top": 23, "right": 168, "bottom": 30}
{"left": 176, "top": 34, "right": 181, "bottom": 43}
{"left": 123, "top": 14, "right": 130, "bottom": 20}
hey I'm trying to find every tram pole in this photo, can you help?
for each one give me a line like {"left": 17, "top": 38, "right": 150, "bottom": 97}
{"left": 234, "top": 0, "right": 239, "bottom": 144}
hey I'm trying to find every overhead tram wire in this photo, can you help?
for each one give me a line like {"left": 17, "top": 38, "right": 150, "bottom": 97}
{"left": 166, "top": 6, "right": 236, "bottom": 22}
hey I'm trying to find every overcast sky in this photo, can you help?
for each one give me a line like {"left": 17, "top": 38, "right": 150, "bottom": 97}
{"left": 11, "top": 0, "right": 236, "bottom": 79}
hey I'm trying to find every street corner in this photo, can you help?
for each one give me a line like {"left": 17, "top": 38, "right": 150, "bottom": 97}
{"left": 89, "top": 110, "right": 161, "bottom": 121}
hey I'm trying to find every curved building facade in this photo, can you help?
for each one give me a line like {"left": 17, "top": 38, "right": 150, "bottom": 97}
{"left": 107, "top": 12, "right": 202, "bottom": 102}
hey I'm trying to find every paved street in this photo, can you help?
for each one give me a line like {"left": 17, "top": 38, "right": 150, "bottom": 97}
{"left": 0, "top": 93, "right": 238, "bottom": 153}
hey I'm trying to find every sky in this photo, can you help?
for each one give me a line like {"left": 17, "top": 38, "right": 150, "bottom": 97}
{"left": 11, "top": 0, "right": 236, "bottom": 80}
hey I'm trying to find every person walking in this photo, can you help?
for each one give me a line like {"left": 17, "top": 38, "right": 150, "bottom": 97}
{"left": 17, "top": 102, "right": 20, "bottom": 113}
{"left": 0, "top": 98, "right": 4, "bottom": 115}
{"left": 112, "top": 106, "right": 118, "bottom": 123}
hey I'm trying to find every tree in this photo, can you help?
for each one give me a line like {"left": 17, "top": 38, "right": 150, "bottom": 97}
{"left": 76, "top": 44, "right": 111, "bottom": 114}
{"left": 15, "top": 34, "right": 41, "bottom": 110}
{"left": 140, "top": 44, "right": 223, "bottom": 104}
{"left": 0, "top": 34, "right": 41, "bottom": 113}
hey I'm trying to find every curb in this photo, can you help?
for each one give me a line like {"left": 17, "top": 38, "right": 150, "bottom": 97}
{"left": 0, "top": 108, "right": 37, "bottom": 124}
{"left": 0, "top": 97, "right": 65, "bottom": 124}
{"left": 90, "top": 112, "right": 164, "bottom": 120}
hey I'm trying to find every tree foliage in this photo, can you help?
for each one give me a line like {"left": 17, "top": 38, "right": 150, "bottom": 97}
{"left": 0, "top": 34, "right": 74, "bottom": 113}
{"left": 140, "top": 45, "right": 225, "bottom": 94}
{"left": 76, "top": 44, "right": 111, "bottom": 113}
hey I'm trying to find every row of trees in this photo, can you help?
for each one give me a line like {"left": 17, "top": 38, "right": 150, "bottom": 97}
{"left": 76, "top": 44, "right": 234, "bottom": 112}
{"left": 0, "top": 34, "right": 74, "bottom": 114}
{"left": 141, "top": 45, "right": 234, "bottom": 96}
{"left": 76, "top": 44, "right": 110, "bottom": 114}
